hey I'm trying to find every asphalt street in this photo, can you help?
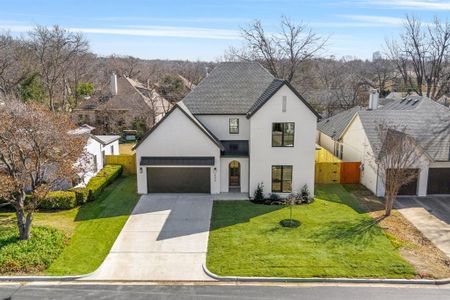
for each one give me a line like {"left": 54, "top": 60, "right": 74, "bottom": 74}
{"left": 0, "top": 284, "right": 449, "bottom": 300}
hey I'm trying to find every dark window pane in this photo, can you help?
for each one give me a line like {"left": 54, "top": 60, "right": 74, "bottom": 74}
{"left": 272, "top": 182, "right": 281, "bottom": 192}
{"left": 282, "top": 181, "right": 292, "bottom": 193}
{"left": 282, "top": 166, "right": 292, "bottom": 180}
{"left": 272, "top": 122, "right": 295, "bottom": 147}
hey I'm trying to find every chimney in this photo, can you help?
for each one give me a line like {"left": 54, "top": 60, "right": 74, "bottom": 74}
{"left": 205, "top": 66, "right": 209, "bottom": 77}
{"left": 110, "top": 73, "right": 118, "bottom": 96}
{"left": 368, "top": 89, "right": 379, "bottom": 110}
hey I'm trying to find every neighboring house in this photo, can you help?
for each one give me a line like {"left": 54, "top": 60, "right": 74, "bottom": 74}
{"left": 73, "top": 74, "right": 172, "bottom": 132}
{"left": 134, "top": 62, "right": 319, "bottom": 196}
{"left": 317, "top": 94, "right": 450, "bottom": 197}
{"left": 72, "top": 124, "right": 121, "bottom": 186}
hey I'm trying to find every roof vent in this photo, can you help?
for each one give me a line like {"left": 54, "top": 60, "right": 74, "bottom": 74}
{"left": 412, "top": 99, "right": 419, "bottom": 105}
{"left": 406, "top": 99, "right": 412, "bottom": 104}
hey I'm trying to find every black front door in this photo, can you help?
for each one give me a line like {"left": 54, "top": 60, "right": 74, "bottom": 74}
{"left": 229, "top": 161, "right": 240, "bottom": 187}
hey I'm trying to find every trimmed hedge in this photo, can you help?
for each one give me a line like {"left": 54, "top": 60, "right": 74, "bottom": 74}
{"left": 86, "top": 165, "right": 123, "bottom": 201}
{"left": 71, "top": 187, "right": 91, "bottom": 205}
{"left": 40, "top": 191, "right": 77, "bottom": 210}
{"left": 39, "top": 165, "right": 123, "bottom": 210}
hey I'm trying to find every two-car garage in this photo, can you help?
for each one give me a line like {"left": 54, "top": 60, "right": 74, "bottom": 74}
{"left": 147, "top": 167, "right": 211, "bottom": 193}
{"left": 142, "top": 156, "right": 214, "bottom": 194}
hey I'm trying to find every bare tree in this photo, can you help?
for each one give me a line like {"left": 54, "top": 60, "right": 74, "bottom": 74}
{"left": 374, "top": 124, "right": 424, "bottom": 217}
{"left": 228, "top": 16, "right": 327, "bottom": 82}
{"left": 385, "top": 15, "right": 450, "bottom": 99}
{"left": 0, "top": 99, "right": 86, "bottom": 239}
{"left": 108, "top": 55, "right": 141, "bottom": 78}
{"left": 28, "top": 25, "right": 89, "bottom": 111}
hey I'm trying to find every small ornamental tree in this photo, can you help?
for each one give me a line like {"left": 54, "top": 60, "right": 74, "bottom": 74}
{"left": 0, "top": 100, "right": 86, "bottom": 240}
{"left": 374, "top": 124, "right": 424, "bottom": 217}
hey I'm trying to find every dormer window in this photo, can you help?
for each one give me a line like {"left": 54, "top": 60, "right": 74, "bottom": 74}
{"left": 229, "top": 118, "right": 239, "bottom": 134}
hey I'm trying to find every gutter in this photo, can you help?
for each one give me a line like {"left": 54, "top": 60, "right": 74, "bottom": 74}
{"left": 202, "top": 265, "right": 450, "bottom": 285}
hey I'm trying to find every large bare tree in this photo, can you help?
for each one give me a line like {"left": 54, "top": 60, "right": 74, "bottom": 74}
{"left": 228, "top": 16, "right": 327, "bottom": 82}
{"left": 28, "top": 25, "right": 89, "bottom": 111}
{"left": 386, "top": 15, "right": 450, "bottom": 99}
{"left": 0, "top": 99, "right": 86, "bottom": 239}
{"left": 374, "top": 124, "right": 424, "bottom": 217}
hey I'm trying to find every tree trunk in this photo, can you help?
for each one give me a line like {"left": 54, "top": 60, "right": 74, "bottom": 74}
{"left": 15, "top": 192, "right": 33, "bottom": 240}
{"left": 384, "top": 194, "right": 394, "bottom": 217}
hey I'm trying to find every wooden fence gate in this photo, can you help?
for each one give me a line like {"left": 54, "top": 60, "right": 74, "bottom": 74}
{"left": 315, "top": 146, "right": 360, "bottom": 184}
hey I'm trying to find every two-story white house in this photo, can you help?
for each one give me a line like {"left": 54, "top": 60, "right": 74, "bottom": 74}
{"left": 134, "top": 62, "right": 319, "bottom": 197}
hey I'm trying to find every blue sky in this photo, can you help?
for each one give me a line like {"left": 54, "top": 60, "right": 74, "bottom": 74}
{"left": 0, "top": 0, "right": 449, "bottom": 61}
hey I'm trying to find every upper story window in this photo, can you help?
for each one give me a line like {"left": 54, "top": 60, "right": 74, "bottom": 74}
{"left": 229, "top": 118, "right": 239, "bottom": 134}
{"left": 272, "top": 122, "right": 295, "bottom": 147}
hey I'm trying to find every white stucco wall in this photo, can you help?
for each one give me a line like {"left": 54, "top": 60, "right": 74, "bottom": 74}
{"left": 342, "top": 115, "right": 434, "bottom": 197}
{"left": 317, "top": 132, "right": 336, "bottom": 156}
{"left": 102, "top": 140, "right": 120, "bottom": 155}
{"left": 135, "top": 108, "right": 221, "bottom": 194}
{"left": 196, "top": 115, "right": 250, "bottom": 140}
{"left": 220, "top": 157, "right": 249, "bottom": 193}
{"left": 78, "top": 137, "right": 103, "bottom": 186}
{"left": 249, "top": 85, "right": 317, "bottom": 197}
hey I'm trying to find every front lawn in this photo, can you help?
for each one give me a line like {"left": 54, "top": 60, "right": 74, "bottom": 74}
{"left": 207, "top": 184, "right": 416, "bottom": 278}
{"left": 0, "top": 176, "right": 139, "bottom": 275}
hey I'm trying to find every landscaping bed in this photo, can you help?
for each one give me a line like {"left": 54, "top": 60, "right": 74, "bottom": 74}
{"left": 0, "top": 175, "right": 138, "bottom": 276}
{"left": 207, "top": 184, "right": 417, "bottom": 279}
{"left": 343, "top": 184, "right": 450, "bottom": 279}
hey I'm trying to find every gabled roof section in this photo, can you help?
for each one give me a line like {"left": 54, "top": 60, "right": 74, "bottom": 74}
{"left": 92, "top": 135, "right": 120, "bottom": 145}
{"left": 246, "top": 79, "right": 320, "bottom": 118}
{"left": 317, "top": 106, "right": 364, "bottom": 139}
{"left": 343, "top": 97, "right": 450, "bottom": 162}
{"left": 182, "top": 62, "right": 275, "bottom": 114}
{"left": 133, "top": 102, "right": 224, "bottom": 151}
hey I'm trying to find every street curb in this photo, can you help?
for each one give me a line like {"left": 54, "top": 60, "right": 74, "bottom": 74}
{"left": 0, "top": 271, "right": 95, "bottom": 282}
{"left": 202, "top": 265, "right": 450, "bottom": 285}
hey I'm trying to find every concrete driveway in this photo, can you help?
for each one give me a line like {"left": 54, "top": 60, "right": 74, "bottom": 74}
{"left": 396, "top": 195, "right": 450, "bottom": 258}
{"left": 87, "top": 194, "right": 214, "bottom": 281}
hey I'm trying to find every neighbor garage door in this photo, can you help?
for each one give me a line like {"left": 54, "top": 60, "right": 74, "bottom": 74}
{"left": 427, "top": 168, "right": 450, "bottom": 194}
{"left": 147, "top": 167, "right": 210, "bottom": 193}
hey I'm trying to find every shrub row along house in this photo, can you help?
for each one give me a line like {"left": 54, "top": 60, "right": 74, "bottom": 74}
{"left": 317, "top": 91, "right": 450, "bottom": 197}
{"left": 134, "top": 62, "right": 319, "bottom": 196}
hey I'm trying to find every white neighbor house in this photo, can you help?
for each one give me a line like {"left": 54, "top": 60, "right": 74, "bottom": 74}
{"left": 134, "top": 62, "right": 319, "bottom": 196}
{"left": 73, "top": 125, "right": 120, "bottom": 186}
{"left": 317, "top": 93, "right": 450, "bottom": 197}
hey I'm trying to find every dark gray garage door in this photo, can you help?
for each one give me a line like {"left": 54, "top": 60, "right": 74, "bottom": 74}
{"left": 147, "top": 167, "right": 210, "bottom": 193}
{"left": 427, "top": 168, "right": 450, "bottom": 194}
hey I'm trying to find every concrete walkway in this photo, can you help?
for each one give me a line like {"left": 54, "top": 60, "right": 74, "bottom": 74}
{"left": 396, "top": 196, "right": 450, "bottom": 258}
{"left": 87, "top": 194, "right": 214, "bottom": 281}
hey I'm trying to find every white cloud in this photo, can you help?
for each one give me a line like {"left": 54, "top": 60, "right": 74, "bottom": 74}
{"left": 340, "top": 15, "right": 405, "bottom": 25}
{"left": 0, "top": 22, "right": 241, "bottom": 40}
{"left": 362, "top": 0, "right": 450, "bottom": 10}
{"left": 310, "top": 15, "right": 405, "bottom": 28}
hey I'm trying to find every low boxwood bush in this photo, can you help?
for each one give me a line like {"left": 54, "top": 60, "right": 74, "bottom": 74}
{"left": 40, "top": 191, "right": 77, "bottom": 210}
{"left": 86, "top": 165, "right": 123, "bottom": 201}
{"left": 0, "top": 226, "right": 65, "bottom": 274}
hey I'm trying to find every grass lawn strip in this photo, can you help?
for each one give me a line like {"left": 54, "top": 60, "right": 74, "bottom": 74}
{"left": 207, "top": 184, "right": 416, "bottom": 279}
{"left": 0, "top": 176, "right": 138, "bottom": 276}
{"left": 45, "top": 176, "right": 139, "bottom": 275}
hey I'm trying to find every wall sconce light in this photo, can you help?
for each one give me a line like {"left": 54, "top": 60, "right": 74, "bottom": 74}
{"left": 139, "top": 167, "right": 143, "bottom": 174}
{"left": 213, "top": 167, "right": 217, "bottom": 181}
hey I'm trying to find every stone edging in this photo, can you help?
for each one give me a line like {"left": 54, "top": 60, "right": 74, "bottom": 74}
{"left": 202, "top": 264, "right": 450, "bottom": 285}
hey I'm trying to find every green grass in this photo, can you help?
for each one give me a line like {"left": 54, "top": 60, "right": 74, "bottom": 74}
{"left": 0, "top": 227, "right": 65, "bottom": 274}
{"left": 0, "top": 176, "right": 139, "bottom": 276}
{"left": 207, "top": 184, "right": 416, "bottom": 279}
{"left": 45, "top": 176, "right": 139, "bottom": 275}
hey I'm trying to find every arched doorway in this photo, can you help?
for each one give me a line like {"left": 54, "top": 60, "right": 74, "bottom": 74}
{"left": 229, "top": 160, "right": 240, "bottom": 191}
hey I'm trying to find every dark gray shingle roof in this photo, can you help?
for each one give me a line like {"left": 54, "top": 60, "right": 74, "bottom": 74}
{"left": 358, "top": 97, "right": 450, "bottom": 161}
{"left": 317, "top": 106, "right": 364, "bottom": 139}
{"left": 182, "top": 62, "right": 275, "bottom": 114}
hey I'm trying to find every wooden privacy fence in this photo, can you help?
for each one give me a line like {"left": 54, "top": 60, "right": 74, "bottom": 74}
{"left": 105, "top": 154, "right": 136, "bottom": 175}
{"left": 315, "top": 147, "right": 361, "bottom": 184}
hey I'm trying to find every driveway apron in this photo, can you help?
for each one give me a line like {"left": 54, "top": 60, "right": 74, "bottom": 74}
{"left": 396, "top": 196, "right": 450, "bottom": 258}
{"left": 87, "top": 194, "right": 214, "bottom": 281}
